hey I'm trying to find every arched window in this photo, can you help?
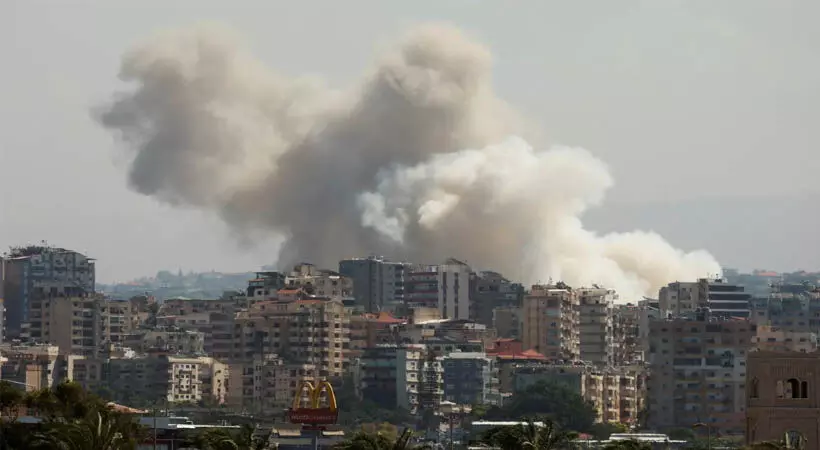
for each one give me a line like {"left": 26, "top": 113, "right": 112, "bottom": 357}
{"left": 750, "top": 378, "right": 759, "bottom": 399}
{"left": 801, "top": 381, "right": 808, "bottom": 399}
{"left": 787, "top": 378, "right": 801, "bottom": 399}
{"left": 777, "top": 380, "right": 785, "bottom": 398}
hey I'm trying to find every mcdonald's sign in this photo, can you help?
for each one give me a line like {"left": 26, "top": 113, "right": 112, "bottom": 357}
{"left": 288, "top": 380, "right": 339, "bottom": 425}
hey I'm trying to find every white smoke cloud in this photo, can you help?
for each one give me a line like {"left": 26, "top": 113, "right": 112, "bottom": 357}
{"left": 96, "top": 23, "right": 720, "bottom": 301}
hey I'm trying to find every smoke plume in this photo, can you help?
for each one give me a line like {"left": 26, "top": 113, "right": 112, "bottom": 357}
{"left": 96, "top": 23, "right": 720, "bottom": 301}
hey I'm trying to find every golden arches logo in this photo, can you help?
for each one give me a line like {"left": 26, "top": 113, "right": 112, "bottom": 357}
{"left": 291, "top": 380, "right": 338, "bottom": 412}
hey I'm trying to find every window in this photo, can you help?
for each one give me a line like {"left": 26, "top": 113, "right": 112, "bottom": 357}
{"left": 750, "top": 378, "right": 759, "bottom": 399}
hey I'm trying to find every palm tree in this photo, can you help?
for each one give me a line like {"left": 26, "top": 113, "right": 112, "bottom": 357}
{"left": 32, "top": 409, "right": 146, "bottom": 450}
{"left": 481, "top": 418, "right": 577, "bottom": 450}
{"left": 334, "top": 427, "right": 426, "bottom": 450}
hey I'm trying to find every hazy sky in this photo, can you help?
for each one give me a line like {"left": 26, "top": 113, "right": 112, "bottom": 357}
{"left": 2, "top": 0, "right": 819, "bottom": 282}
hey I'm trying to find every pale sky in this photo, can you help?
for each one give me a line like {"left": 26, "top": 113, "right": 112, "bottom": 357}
{"left": 2, "top": 0, "right": 819, "bottom": 282}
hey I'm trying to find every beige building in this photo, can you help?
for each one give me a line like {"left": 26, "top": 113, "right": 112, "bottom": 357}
{"left": 647, "top": 316, "right": 755, "bottom": 436}
{"left": 285, "top": 263, "right": 353, "bottom": 299}
{"left": 578, "top": 287, "right": 616, "bottom": 365}
{"left": 234, "top": 298, "right": 350, "bottom": 378}
{"left": 513, "top": 362, "right": 645, "bottom": 425}
{"left": 226, "top": 355, "right": 316, "bottom": 413}
{"left": 26, "top": 293, "right": 133, "bottom": 357}
{"left": 752, "top": 326, "right": 818, "bottom": 353}
{"left": 522, "top": 285, "right": 579, "bottom": 360}
{"left": 0, "top": 343, "right": 68, "bottom": 390}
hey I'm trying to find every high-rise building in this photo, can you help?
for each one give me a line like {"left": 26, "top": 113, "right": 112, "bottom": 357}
{"left": 469, "top": 271, "right": 523, "bottom": 327}
{"left": 659, "top": 278, "right": 751, "bottom": 319}
{"left": 442, "top": 352, "right": 501, "bottom": 406}
{"left": 438, "top": 259, "right": 471, "bottom": 321}
{"left": 646, "top": 315, "right": 755, "bottom": 436}
{"left": 2, "top": 246, "right": 95, "bottom": 339}
{"left": 578, "top": 287, "right": 616, "bottom": 366}
{"left": 339, "top": 256, "right": 411, "bottom": 313}
{"left": 522, "top": 284, "right": 579, "bottom": 360}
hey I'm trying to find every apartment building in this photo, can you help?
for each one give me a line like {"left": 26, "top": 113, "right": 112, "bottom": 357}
{"left": 752, "top": 325, "right": 818, "bottom": 353}
{"left": 512, "top": 363, "right": 645, "bottom": 425}
{"left": 405, "top": 267, "right": 439, "bottom": 311}
{"left": 613, "top": 304, "right": 643, "bottom": 364}
{"left": 234, "top": 298, "right": 350, "bottom": 378}
{"left": 108, "top": 354, "right": 228, "bottom": 407}
{"left": 123, "top": 328, "right": 206, "bottom": 355}
{"left": 442, "top": 352, "right": 500, "bottom": 406}
{"left": 2, "top": 246, "right": 95, "bottom": 339}
{"left": 156, "top": 299, "right": 236, "bottom": 360}
{"left": 493, "top": 306, "right": 521, "bottom": 340}
{"left": 399, "top": 344, "right": 443, "bottom": 417}
{"left": 749, "top": 282, "right": 820, "bottom": 332}
{"left": 659, "top": 279, "right": 751, "bottom": 319}
{"left": 402, "top": 258, "right": 472, "bottom": 320}
{"left": 522, "top": 284, "right": 580, "bottom": 360}
{"left": 646, "top": 315, "right": 755, "bottom": 435}
{"left": 339, "top": 256, "right": 411, "bottom": 312}
{"left": 0, "top": 343, "right": 68, "bottom": 390}
{"left": 578, "top": 287, "right": 616, "bottom": 366}
{"left": 226, "top": 355, "right": 316, "bottom": 413}
{"left": 285, "top": 263, "right": 353, "bottom": 299}
{"left": 246, "top": 271, "right": 286, "bottom": 303}
{"left": 349, "top": 312, "right": 403, "bottom": 359}
{"left": 469, "top": 271, "right": 522, "bottom": 327}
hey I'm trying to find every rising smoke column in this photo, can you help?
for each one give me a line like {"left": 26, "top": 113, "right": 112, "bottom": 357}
{"left": 96, "top": 23, "right": 720, "bottom": 301}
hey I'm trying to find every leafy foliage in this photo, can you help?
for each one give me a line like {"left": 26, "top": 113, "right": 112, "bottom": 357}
{"left": 480, "top": 417, "right": 578, "bottom": 450}
{"left": 602, "top": 439, "right": 652, "bottom": 450}
{"left": 334, "top": 427, "right": 424, "bottom": 450}
{"left": 485, "top": 380, "right": 597, "bottom": 433}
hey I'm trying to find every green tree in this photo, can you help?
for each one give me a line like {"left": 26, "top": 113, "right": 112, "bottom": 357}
{"left": 481, "top": 417, "right": 578, "bottom": 450}
{"left": 334, "top": 428, "right": 425, "bottom": 450}
{"left": 590, "top": 422, "right": 629, "bottom": 440}
{"left": 603, "top": 439, "right": 652, "bottom": 450}
{"left": 491, "top": 381, "right": 597, "bottom": 432}
{"left": 32, "top": 409, "right": 146, "bottom": 450}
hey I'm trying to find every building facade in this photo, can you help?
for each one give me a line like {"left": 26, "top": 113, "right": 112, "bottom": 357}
{"left": 578, "top": 287, "right": 616, "bottom": 365}
{"left": 522, "top": 284, "right": 580, "bottom": 360}
{"left": 339, "top": 256, "right": 410, "bottom": 313}
{"left": 647, "top": 316, "right": 755, "bottom": 435}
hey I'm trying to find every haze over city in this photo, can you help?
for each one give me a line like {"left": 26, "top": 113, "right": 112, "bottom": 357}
{"left": 3, "top": 1, "right": 819, "bottom": 284}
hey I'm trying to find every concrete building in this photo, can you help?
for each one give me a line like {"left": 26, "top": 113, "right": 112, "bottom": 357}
{"left": 108, "top": 354, "right": 228, "bottom": 407}
{"left": 646, "top": 316, "right": 755, "bottom": 436}
{"left": 285, "top": 263, "right": 353, "bottom": 299}
{"left": 123, "top": 328, "right": 206, "bottom": 355}
{"left": 0, "top": 343, "right": 68, "bottom": 390}
{"left": 2, "top": 246, "right": 95, "bottom": 339}
{"left": 403, "top": 259, "right": 472, "bottom": 321}
{"left": 512, "top": 362, "right": 645, "bottom": 425}
{"left": 438, "top": 259, "right": 472, "bottom": 321}
{"left": 235, "top": 298, "right": 350, "bottom": 378}
{"left": 749, "top": 282, "right": 820, "bottom": 332}
{"left": 442, "top": 352, "right": 500, "bottom": 406}
{"left": 613, "top": 304, "right": 643, "bottom": 364}
{"left": 246, "top": 271, "right": 286, "bottom": 304}
{"left": 746, "top": 351, "right": 820, "bottom": 449}
{"left": 339, "top": 256, "right": 411, "bottom": 313}
{"left": 469, "top": 271, "right": 523, "bottom": 327}
{"left": 578, "top": 287, "right": 616, "bottom": 365}
{"left": 752, "top": 326, "right": 818, "bottom": 353}
{"left": 493, "top": 306, "right": 521, "bottom": 340}
{"left": 522, "top": 284, "right": 580, "bottom": 360}
{"left": 226, "top": 355, "right": 316, "bottom": 413}
{"left": 659, "top": 279, "right": 751, "bottom": 319}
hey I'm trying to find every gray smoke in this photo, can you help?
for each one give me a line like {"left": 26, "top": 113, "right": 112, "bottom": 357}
{"left": 97, "top": 23, "right": 720, "bottom": 301}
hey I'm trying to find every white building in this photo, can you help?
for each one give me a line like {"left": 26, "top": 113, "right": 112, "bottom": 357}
{"left": 438, "top": 259, "right": 471, "bottom": 321}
